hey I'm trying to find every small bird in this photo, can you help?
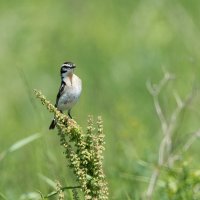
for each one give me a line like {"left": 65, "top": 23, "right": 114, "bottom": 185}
{"left": 49, "top": 61, "right": 82, "bottom": 129}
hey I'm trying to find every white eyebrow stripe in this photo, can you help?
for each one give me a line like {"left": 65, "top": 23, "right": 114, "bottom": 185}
{"left": 62, "top": 64, "right": 71, "bottom": 67}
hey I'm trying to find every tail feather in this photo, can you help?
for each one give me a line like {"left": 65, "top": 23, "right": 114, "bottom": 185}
{"left": 49, "top": 119, "right": 56, "bottom": 130}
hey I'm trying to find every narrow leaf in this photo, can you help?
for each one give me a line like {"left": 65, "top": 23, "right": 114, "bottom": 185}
{"left": 38, "top": 174, "right": 56, "bottom": 189}
{"left": 8, "top": 133, "right": 41, "bottom": 152}
{"left": 0, "top": 193, "right": 7, "bottom": 200}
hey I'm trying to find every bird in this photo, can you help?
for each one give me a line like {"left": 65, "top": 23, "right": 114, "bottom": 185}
{"left": 49, "top": 61, "right": 82, "bottom": 130}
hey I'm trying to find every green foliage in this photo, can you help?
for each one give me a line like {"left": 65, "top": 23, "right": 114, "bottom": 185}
{"left": 159, "top": 161, "right": 200, "bottom": 200}
{"left": 1, "top": 1, "right": 200, "bottom": 199}
{"left": 34, "top": 90, "right": 108, "bottom": 200}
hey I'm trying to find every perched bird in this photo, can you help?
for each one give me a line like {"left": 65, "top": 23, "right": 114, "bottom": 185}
{"left": 49, "top": 61, "right": 82, "bottom": 129}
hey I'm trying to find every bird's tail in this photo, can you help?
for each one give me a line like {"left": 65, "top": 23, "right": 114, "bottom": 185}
{"left": 49, "top": 118, "right": 56, "bottom": 130}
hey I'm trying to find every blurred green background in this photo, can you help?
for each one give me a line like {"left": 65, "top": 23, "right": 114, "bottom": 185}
{"left": 1, "top": 0, "right": 200, "bottom": 199}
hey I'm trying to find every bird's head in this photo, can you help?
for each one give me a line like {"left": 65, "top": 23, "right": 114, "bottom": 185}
{"left": 60, "top": 62, "right": 76, "bottom": 79}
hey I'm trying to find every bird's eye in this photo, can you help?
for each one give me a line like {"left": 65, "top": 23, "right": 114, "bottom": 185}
{"left": 61, "top": 67, "right": 68, "bottom": 73}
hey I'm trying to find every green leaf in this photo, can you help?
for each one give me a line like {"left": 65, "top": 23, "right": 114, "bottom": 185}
{"left": 0, "top": 193, "right": 7, "bottom": 200}
{"left": 38, "top": 173, "right": 56, "bottom": 189}
{"left": 8, "top": 133, "right": 41, "bottom": 152}
{"left": 20, "top": 192, "right": 41, "bottom": 200}
{"left": 0, "top": 133, "right": 41, "bottom": 161}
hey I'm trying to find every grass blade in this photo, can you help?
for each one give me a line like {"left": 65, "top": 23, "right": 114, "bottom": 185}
{"left": 38, "top": 173, "right": 56, "bottom": 189}
{"left": 8, "top": 133, "right": 41, "bottom": 152}
{"left": 0, "top": 133, "right": 41, "bottom": 161}
{"left": 0, "top": 193, "right": 7, "bottom": 200}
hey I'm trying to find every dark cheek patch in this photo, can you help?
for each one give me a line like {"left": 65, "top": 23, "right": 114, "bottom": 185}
{"left": 61, "top": 69, "right": 68, "bottom": 73}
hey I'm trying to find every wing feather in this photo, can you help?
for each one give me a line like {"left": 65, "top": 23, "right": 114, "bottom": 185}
{"left": 55, "top": 81, "right": 66, "bottom": 107}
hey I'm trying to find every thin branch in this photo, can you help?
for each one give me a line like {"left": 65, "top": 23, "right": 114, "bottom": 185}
{"left": 183, "top": 129, "right": 200, "bottom": 152}
{"left": 146, "top": 168, "right": 160, "bottom": 200}
{"left": 145, "top": 71, "right": 195, "bottom": 200}
{"left": 146, "top": 72, "right": 174, "bottom": 200}
{"left": 146, "top": 72, "right": 175, "bottom": 134}
{"left": 158, "top": 135, "right": 168, "bottom": 165}
{"left": 168, "top": 129, "right": 200, "bottom": 166}
{"left": 154, "top": 96, "right": 168, "bottom": 133}
{"left": 173, "top": 91, "right": 183, "bottom": 108}
{"left": 146, "top": 81, "right": 167, "bottom": 133}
